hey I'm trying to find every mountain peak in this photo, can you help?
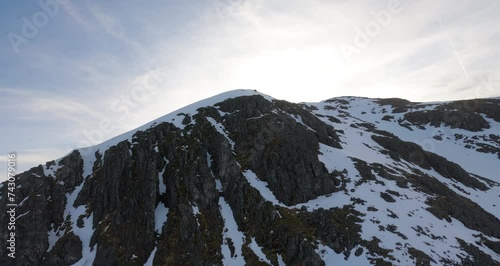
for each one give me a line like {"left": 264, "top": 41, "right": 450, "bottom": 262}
{"left": 1, "top": 92, "right": 499, "bottom": 265}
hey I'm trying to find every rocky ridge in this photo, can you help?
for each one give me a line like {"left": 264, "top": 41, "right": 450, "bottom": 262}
{"left": 1, "top": 90, "right": 499, "bottom": 265}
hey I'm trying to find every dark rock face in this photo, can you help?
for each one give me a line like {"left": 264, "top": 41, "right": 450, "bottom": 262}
{"left": 375, "top": 97, "right": 500, "bottom": 131}
{"left": 404, "top": 109, "right": 490, "bottom": 132}
{"left": 371, "top": 135, "right": 488, "bottom": 191}
{"left": 1, "top": 93, "right": 499, "bottom": 266}
{"left": 379, "top": 192, "right": 396, "bottom": 203}
{"left": 89, "top": 139, "right": 157, "bottom": 265}
{"left": 216, "top": 96, "right": 342, "bottom": 205}
{"left": 427, "top": 196, "right": 500, "bottom": 239}
{"left": 457, "top": 238, "right": 500, "bottom": 266}
{"left": 445, "top": 98, "right": 500, "bottom": 123}
{"left": 375, "top": 98, "right": 414, "bottom": 113}
{"left": 407, "top": 247, "right": 435, "bottom": 266}
{"left": 0, "top": 153, "right": 82, "bottom": 266}
{"left": 400, "top": 98, "right": 500, "bottom": 132}
{"left": 42, "top": 231, "right": 82, "bottom": 265}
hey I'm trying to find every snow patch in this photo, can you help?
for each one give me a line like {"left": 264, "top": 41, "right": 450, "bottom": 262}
{"left": 206, "top": 117, "right": 235, "bottom": 149}
{"left": 219, "top": 197, "right": 246, "bottom": 265}
{"left": 144, "top": 247, "right": 157, "bottom": 266}
{"left": 249, "top": 237, "right": 270, "bottom": 264}
{"left": 277, "top": 254, "right": 286, "bottom": 266}
{"left": 154, "top": 203, "right": 169, "bottom": 234}
{"left": 242, "top": 170, "right": 286, "bottom": 207}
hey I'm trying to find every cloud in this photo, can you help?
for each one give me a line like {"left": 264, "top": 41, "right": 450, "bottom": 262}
{"left": 0, "top": 87, "right": 33, "bottom": 96}
{"left": 0, "top": 85, "right": 103, "bottom": 125}
{"left": 1, "top": 0, "right": 499, "bottom": 177}
{"left": 58, "top": 1, "right": 96, "bottom": 31}
{"left": 30, "top": 97, "right": 101, "bottom": 118}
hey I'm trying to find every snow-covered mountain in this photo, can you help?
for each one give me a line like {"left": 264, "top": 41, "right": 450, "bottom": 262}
{"left": 1, "top": 90, "right": 499, "bottom": 266}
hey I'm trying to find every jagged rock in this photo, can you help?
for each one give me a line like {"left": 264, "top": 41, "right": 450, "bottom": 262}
{"left": 404, "top": 109, "right": 490, "bottom": 131}
{"left": 1, "top": 92, "right": 499, "bottom": 266}
{"left": 217, "top": 95, "right": 342, "bottom": 205}
{"left": 372, "top": 135, "right": 488, "bottom": 191}
{"left": 407, "top": 247, "right": 436, "bottom": 266}
{"left": 380, "top": 192, "right": 396, "bottom": 203}
{"left": 457, "top": 238, "right": 499, "bottom": 266}
{"left": 42, "top": 231, "right": 82, "bottom": 265}
{"left": 427, "top": 196, "right": 500, "bottom": 238}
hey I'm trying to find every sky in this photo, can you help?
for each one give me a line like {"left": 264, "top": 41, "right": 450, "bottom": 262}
{"left": 0, "top": 0, "right": 499, "bottom": 179}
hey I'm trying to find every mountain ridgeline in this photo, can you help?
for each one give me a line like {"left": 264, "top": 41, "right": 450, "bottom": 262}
{"left": 1, "top": 90, "right": 499, "bottom": 265}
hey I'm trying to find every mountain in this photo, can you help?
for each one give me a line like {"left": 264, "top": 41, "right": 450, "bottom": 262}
{"left": 1, "top": 90, "right": 499, "bottom": 266}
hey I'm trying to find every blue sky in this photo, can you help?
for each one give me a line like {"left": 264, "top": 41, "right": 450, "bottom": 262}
{"left": 1, "top": 0, "right": 499, "bottom": 179}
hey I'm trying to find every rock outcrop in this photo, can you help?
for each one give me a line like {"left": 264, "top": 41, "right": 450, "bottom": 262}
{"left": 1, "top": 91, "right": 499, "bottom": 265}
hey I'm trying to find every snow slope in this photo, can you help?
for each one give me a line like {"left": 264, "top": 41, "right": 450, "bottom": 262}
{"left": 8, "top": 90, "right": 498, "bottom": 266}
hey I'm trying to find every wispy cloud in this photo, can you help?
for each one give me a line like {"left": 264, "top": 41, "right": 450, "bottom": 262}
{"left": 58, "top": 1, "right": 95, "bottom": 31}
{"left": 1, "top": 0, "right": 499, "bottom": 180}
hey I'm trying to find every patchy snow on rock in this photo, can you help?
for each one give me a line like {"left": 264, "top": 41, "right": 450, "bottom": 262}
{"left": 242, "top": 170, "right": 286, "bottom": 207}
{"left": 8, "top": 93, "right": 500, "bottom": 265}
{"left": 289, "top": 113, "right": 315, "bottom": 132}
{"left": 206, "top": 117, "right": 236, "bottom": 149}
{"left": 277, "top": 254, "right": 286, "bottom": 266}
{"left": 58, "top": 182, "right": 97, "bottom": 266}
{"left": 43, "top": 161, "right": 61, "bottom": 178}
{"left": 73, "top": 90, "right": 273, "bottom": 163}
{"left": 248, "top": 237, "right": 270, "bottom": 264}
{"left": 158, "top": 158, "right": 168, "bottom": 195}
{"left": 219, "top": 196, "right": 246, "bottom": 265}
{"left": 215, "top": 179, "right": 223, "bottom": 192}
{"left": 192, "top": 205, "right": 200, "bottom": 215}
{"left": 46, "top": 227, "right": 64, "bottom": 252}
{"left": 154, "top": 202, "right": 169, "bottom": 234}
{"left": 144, "top": 247, "right": 157, "bottom": 266}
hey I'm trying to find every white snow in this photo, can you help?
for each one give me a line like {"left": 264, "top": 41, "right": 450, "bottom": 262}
{"left": 206, "top": 117, "right": 235, "bottom": 149}
{"left": 158, "top": 158, "right": 168, "bottom": 195}
{"left": 242, "top": 170, "right": 286, "bottom": 207}
{"left": 154, "top": 202, "right": 169, "bottom": 234}
{"left": 248, "top": 237, "right": 271, "bottom": 264}
{"left": 154, "top": 156, "right": 170, "bottom": 235}
{"left": 206, "top": 152, "right": 213, "bottom": 169}
{"left": 69, "top": 185, "right": 97, "bottom": 266}
{"left": 144, "top": 247, "right": 157, "bottom": 266}
{"left": 43, "top": 162, "right": 61, "bottom": 178}
{"left": 289, "top": 114, "right": 315, "bottom": 132}
{"left": 315, "top": 243, "right": 372, "bottom": 265}
{"left": 312, "top": 97, "right": 500, "bottom": 182}
{"left": 16, "top": 211, "right": 30, "bottom": 219}
{"left": 277, "top": 254, "right": 286, "bottom": 266}
{"left": 219, "top": 196, "right": 246, "bottom": 265}
{"left": 72, "top": 90, "right": 272, "bottom": 162}
{"left": 192, "top": 205, "right": 200, "bottom": 215}
{"left": 215, "top": 179, "right": 223, "bottom": 192}
{"left": 17, "top": 93, "right": 500, "bottom": 265}
{"left": 46, "top": 226, "right": 63, "bottom": 252}
{"left": 17, "top": 196, "right": 30, "bottom": 207}
{"left": 294, "top": 97, "right": 500, "bottom": 264}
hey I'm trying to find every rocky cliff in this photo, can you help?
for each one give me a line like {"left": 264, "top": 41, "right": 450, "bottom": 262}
{"left": 1, "top": 90, "right": 499, "bottom": 265}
